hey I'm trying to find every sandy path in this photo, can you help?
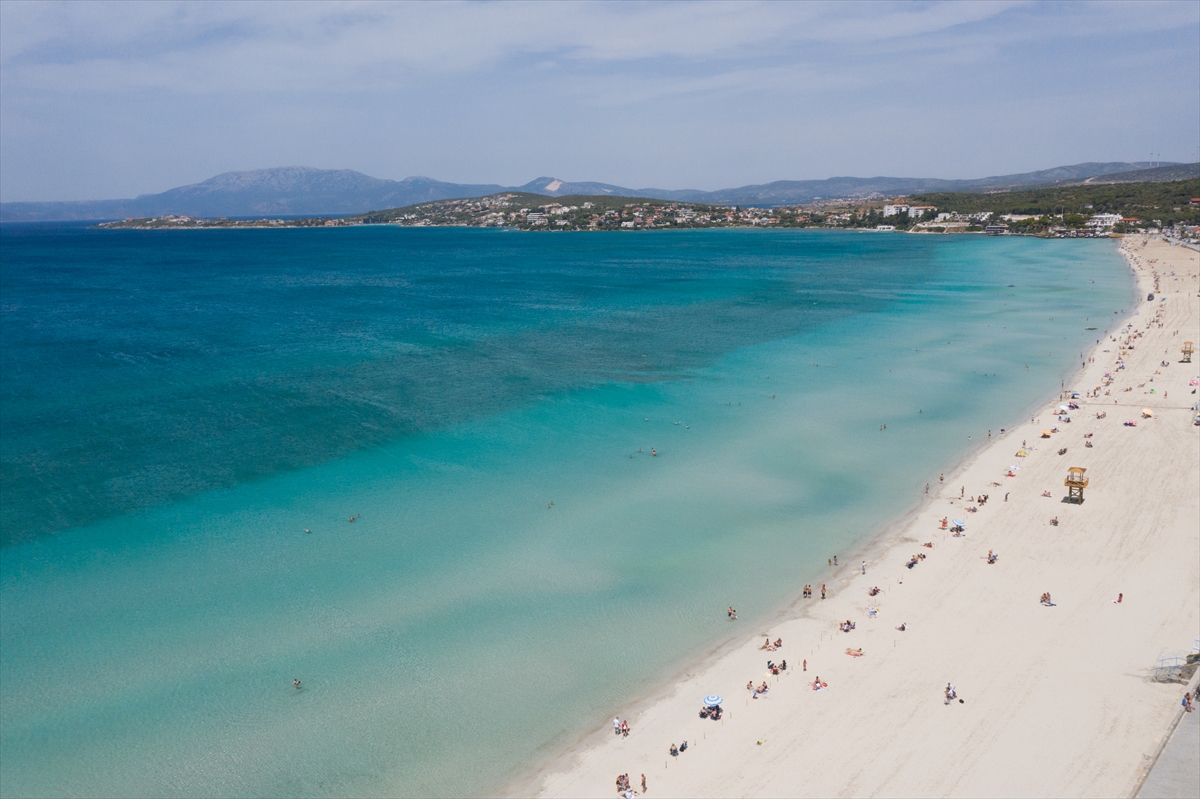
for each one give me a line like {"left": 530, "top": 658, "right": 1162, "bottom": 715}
{"left": 527, "top": 237, "right": 1199, "bottom": 799}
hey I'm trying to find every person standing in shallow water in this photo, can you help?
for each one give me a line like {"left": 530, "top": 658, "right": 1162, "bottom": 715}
{"left": 821, "top": 584, "right": 826, "bottom": 599}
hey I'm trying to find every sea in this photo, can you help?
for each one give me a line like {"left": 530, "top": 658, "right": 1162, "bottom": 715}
{"left": 0, "top": 224, "right": 1133, "bottom": 797}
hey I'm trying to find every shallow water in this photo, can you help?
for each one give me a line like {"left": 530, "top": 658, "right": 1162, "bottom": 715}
{"left": 0, "top": 227, "right": 1132, "bottom": 797}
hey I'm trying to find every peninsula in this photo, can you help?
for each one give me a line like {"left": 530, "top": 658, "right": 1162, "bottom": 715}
{"left": 97, "top": 178, "right": 1200, "bottom": 239}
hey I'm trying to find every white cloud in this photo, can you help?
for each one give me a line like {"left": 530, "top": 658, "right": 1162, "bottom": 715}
{"left": 1, "top": 0, "right": 1196, "bottom": 200}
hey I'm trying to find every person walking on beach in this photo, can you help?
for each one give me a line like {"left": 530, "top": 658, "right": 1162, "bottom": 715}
{"left": 861, "top": 561, "right": 867, "bottom": 575}
{"left": 821, "top": 584, "right": 826, "bottom": 599}
{"left": 613, "top": 717, "right": 620, "bottom": 736}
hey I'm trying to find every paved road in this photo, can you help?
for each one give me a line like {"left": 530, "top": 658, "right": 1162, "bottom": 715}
{"left": 1137, "top": 702, "right": 1199, "bottom": 799}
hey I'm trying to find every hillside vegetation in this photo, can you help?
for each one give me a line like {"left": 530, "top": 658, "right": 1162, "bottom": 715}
{"left": 909, "top": 178, "right": 1200, "bottom": 225}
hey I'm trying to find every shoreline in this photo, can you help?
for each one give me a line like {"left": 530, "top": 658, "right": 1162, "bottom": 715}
{"left": 519, "top": 236, "right": 1199, "bottom": 798}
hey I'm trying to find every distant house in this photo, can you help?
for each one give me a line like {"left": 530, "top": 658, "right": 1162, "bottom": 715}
{"left": 1086, "top": 213, "right": 1123, "bottom": 228}
{"left": 883, "top": 204, "right": 936, "bottom": 218}
{"left": 984, "top": 225, "right": 1009, "bottom": 235}
{"left": 875, "top": 225, "right": 896, "bottom": 231}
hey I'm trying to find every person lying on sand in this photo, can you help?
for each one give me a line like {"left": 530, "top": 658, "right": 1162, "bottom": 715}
{"left": 896, "top": 623, "right": 907, "bottom": 631}
{"left": 987, "top": 550, "right": 997, "bottom": 564}
{"left": 845, "top": 648, "right": 863, "bottom": 657}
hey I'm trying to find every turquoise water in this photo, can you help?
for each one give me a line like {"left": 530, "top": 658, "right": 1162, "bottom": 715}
{"left": 0, "top": 228, "right": 1131, "bottom": 797}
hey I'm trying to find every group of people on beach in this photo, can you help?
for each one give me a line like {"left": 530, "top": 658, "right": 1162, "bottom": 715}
{"left": 802, "top": 584, "right": 822, "bottom": 598}
{"left": 614, "top": 772, "right": 645, "bottom": 797}
{"left": 759, "top": 637, "right": 783, "bottom": 651}
{"left": 612, "top": 717, "right": 630, "bottom": 737}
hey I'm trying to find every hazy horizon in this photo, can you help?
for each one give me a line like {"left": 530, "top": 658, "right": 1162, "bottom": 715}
{"left": 2, "top": 1, "right": 1198, "bottom": 203}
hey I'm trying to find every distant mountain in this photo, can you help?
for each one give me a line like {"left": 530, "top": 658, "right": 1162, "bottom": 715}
{"left": 0, "top": 167, "right": 508, "bottom": 222}
{"left": 1, "top": 162, "right": 1185, "bottom": 221}
{"left": 664, "top": 162, "right": 1183, "bottom": 205}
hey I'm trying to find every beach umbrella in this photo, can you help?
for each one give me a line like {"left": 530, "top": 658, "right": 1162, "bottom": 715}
{"left": 1058, "top": 405, "right": 1069, "bottom": 412}
{"left": 1142, "top": 408, "right": 1153, "bottom": 417}
{"left": 951, "top": 519, "right": 965, "bottom": 527}
{"left": 703, "top": 695, "right": 723, "bottom": 707}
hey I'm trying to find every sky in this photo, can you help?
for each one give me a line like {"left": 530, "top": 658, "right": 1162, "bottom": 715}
{"left": 1, "top": 0, "right": 1197, "bottom": 202}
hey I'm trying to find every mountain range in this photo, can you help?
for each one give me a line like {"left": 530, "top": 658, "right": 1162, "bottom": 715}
{"left": 2, "top": 162, "right": 1193, "bottom": 222}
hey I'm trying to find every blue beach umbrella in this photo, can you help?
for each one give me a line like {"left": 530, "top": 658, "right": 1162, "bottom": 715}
{"left": 703, "top": 695, "right": 723, "bottom": 707}
{"left": 951, "top": 519, "right": 965, "bottom": 528}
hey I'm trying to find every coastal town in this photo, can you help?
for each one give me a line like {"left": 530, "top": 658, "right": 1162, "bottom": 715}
{"left": 98, "top": 182, "right": 1200, "bottom": 241}
{"left": 99, "top": 180, "right": 1200, "bottom": 242}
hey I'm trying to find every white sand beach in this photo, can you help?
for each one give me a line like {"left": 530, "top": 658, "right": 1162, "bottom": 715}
{"left": 529, "top": 236, "right": 1200, "bottom": 799}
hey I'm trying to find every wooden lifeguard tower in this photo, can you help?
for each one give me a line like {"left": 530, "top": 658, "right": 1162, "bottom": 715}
{"left": 1183, "top": 341, "right": 1194, "bottom": 363}
{"left": 1064, "top": 467, "right": 1089, "bottom": 504}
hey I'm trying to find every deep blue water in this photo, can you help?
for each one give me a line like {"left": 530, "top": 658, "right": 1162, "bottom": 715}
{"left": 0, "top": 225, "right": 1132, "bottom": 797}
{"left": 1, "top": 225, "right": 942, "bottom": 545}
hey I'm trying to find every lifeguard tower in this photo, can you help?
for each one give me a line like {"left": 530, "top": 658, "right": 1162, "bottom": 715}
{"left": 1183, "top": 341, "right": 1194, "bottom": 363}
{"left": 1064, "top": 467, "right": 1089, "bottom": 504}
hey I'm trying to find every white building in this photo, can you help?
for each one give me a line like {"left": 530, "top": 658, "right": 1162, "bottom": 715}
{"left": 1086, "top": 213, "right": 1123, "bottom": 228}
{"left": 883, "top": 204, "right": 936, "bottom": 218}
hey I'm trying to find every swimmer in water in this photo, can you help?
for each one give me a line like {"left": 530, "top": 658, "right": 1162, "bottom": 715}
{"left": 651, "top": 449, "right": 657, "bottom": 456}
{"left": 294, "top": 679, "right": 301, "bottom": 690}
{"left": 304, "top": 528, "right": 311, "bottom": 534}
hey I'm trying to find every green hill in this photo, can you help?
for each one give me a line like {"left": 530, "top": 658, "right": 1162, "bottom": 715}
{"left": 909, "top": 178, "right": 1200, "bottom": 225}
